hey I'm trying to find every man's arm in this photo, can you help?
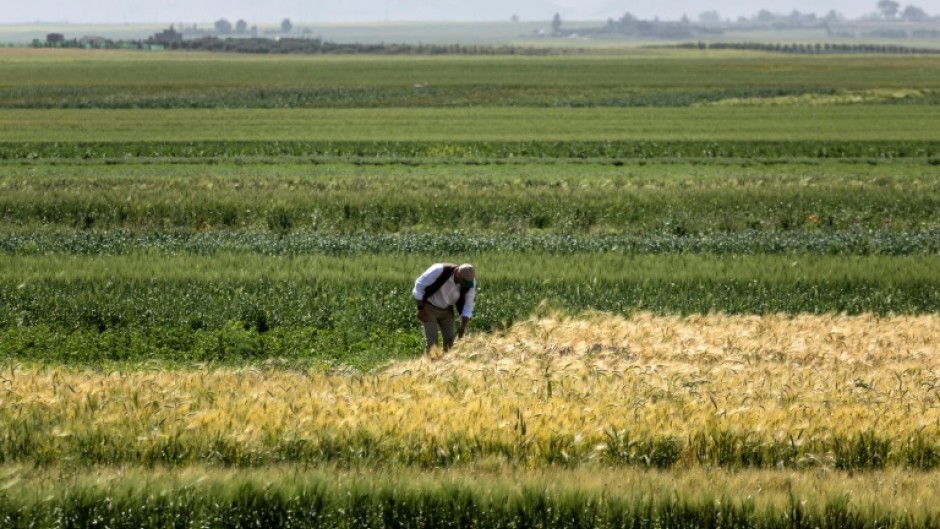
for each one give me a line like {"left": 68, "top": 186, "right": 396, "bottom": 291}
{"left": 413, "top": 264, "right": 444, "bottom": 322}
{"left": 457, "top": 287, "right": 476, "bottom": 337}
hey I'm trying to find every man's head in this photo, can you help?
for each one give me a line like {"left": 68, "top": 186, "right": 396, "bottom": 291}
{"left": 456, "top": 263, "right": 475, "bottom": 287}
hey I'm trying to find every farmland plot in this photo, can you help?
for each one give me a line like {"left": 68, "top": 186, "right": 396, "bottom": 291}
{"left": 1, "top": 48, "right": 939, "bottom": 528}
{"left": 4, "top": 313, "right": 940, "bottom": 526}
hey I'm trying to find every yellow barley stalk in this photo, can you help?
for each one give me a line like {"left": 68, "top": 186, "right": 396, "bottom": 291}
{"left": 1, "top": 312, "right": 938, "bottom": 467}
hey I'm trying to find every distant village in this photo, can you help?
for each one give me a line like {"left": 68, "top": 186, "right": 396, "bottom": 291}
{"left": 541, "top": 1, "right": 938, "bottom": 41}
{"left": 32, "top": 2, "right": 940, "bottom": 51}
{"left": 39, "top": 19, "right": 296, "bottom": 50}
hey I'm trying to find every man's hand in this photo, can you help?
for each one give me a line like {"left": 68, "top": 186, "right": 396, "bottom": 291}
{"left": 458, "top": 316, "right": 470, "bottom": 338}
{"left": 417, "top": 307, "right": 428, "bottom": 322}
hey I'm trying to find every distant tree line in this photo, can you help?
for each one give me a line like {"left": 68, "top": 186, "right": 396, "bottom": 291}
{"left": 32, "top": 37, "right": 129, "bottom": 49}
{"left": 31, "top": 35, "right": 940, "bottom": 56}
{"left": 673, "top": 41, "right": 940, "bottom": 54}
{"left": 30, "top": 29, "right": 579, "bottom": 54}
{"left": 540, "top": 2, "right": 936, "bottom": 40}
{"left": 143, "top": 37, "right": 567, "bottom": 55}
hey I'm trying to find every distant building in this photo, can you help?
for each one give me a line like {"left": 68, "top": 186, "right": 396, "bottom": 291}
{"left": 79, "top": 36, "right": 110, "bottom": 48}
{"left": 153, "top": 25, "right": 183, "bottom": 44}
{"left": 46, "top": 33, "right": 65, "bottom": 44}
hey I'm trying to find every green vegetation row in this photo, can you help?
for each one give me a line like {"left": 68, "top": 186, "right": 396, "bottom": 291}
{"left": 3, "top": 254, "right": 939, "bottom": 365}
{"left": 4, "top": 107, "right": 940, "bottom": 143}
{"left": 10, "top": 84, "right": 940, "bottom": 109}
{"left": 38, "top": 36, "right": 940, "bottom": 59}
{"left": 4, "top": 140, "right": 939, "bottom": 161}
{"left": 3, "top": 159, "right": 939, "bottom": 235}
{"left": 2, "top": 467, "right": 934, "bottom": 529}
{"left": 36, "top": 37, "right": 568, "bottom": 57}
{"left": 3, "top": 230, "right": 940, "bottom": 256}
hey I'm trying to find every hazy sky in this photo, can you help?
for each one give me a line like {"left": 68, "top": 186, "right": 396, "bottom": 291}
{"left": 1, "top": 0, "right": 904, "bottom": 25}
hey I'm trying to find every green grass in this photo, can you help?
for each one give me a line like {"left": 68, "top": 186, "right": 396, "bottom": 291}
{"left": 3, "top": 140, "right": 939, "bottom": 164}
{"left": 2, "top": 253, "right": 938, "bottom": 365}
{"left": 1, "top": 160, "right": 938, "bottom": 234}
{"left": 5, "top": 252, "right": 940, "bottom": 284}
{"left": 3, "top": 106, "right": 940, "bottom": 142}
{"left": 2, "top": 465, "right": 938, "bottom": 529}
{"left": 2, "top": 50, "right": 939, "bottom": 107}
{"left": 4, "top": 230, "right": 940, "bottom": 256}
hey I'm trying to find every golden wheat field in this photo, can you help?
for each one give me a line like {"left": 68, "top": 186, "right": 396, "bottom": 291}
{"left": 3, "top": 312, "right": 940, "bottom": 468}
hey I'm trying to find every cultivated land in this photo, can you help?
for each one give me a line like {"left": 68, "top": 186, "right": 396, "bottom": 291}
{"left": 1, "top": 48, "right": 940, "bottom": 528}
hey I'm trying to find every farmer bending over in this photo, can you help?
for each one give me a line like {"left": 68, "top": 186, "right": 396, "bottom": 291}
{"left": 413, "top": 263, "right": 477, "bottom": 355}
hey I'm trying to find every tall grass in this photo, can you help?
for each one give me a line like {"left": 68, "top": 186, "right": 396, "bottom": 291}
{"left": 3, "top": 107, "right": 940, "bottom": 143}
{"left": 3, "top": 139, "right": 939, "bottom": 161}
{"left": 2, "top": 160, "right": 939, "bottom": 234}
{"left": 2, "top": 464, "right": 939, "bottom": 529}
{"left": 2, "top": 313, "right": 940, "bottom": 469}
{"left": 4, "top": 230, "right": 940, "bottom": 256}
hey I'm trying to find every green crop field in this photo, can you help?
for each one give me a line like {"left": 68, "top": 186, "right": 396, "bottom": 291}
{"left": 5, "top": 106, "right": 940, "bottom": 142}
{"left": 2, "top": 47, "right": 940, "bottom": 528}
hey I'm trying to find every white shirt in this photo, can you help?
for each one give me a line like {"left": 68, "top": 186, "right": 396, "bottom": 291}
{"left": 413, "top": 263, "right": 476, "bottom": 319}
